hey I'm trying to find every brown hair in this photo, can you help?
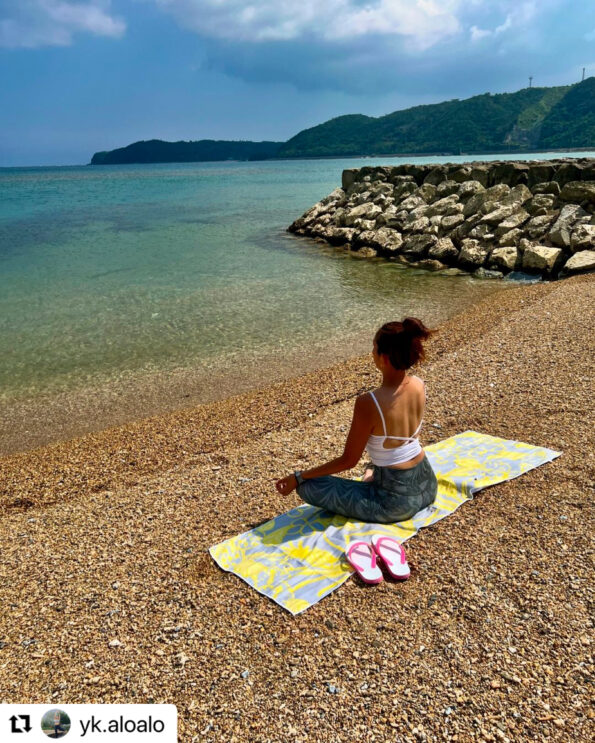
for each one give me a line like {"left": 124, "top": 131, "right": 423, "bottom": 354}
{"left": 374, "top": 317, "right": 433, "bottom": 370}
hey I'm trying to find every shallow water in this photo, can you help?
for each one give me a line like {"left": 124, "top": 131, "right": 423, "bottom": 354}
{"left": 1, "top": 152, "right": 591, "bottom": 405}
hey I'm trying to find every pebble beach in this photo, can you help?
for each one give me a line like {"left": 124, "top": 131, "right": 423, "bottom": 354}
{"left": 1, "top": 273, "right": 593, "bottom": 742}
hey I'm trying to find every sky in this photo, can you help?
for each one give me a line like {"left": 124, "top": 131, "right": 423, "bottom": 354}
{"left": 0, "top": 0, "right": 594, "bottom": 166}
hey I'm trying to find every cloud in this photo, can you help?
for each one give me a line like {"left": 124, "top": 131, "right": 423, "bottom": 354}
{"left": 0, "top": 0, "right": 125, "bottom": 48}
{"left": 151, "top": 0, "right": 463, "bottom": 48}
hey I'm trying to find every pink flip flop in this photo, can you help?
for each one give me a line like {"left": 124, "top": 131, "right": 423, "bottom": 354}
{"left": 371, "top": 535, "right": 410, "bottom": 580}
{"left": 345, "top": 541, "right": 384, "bottom": 584}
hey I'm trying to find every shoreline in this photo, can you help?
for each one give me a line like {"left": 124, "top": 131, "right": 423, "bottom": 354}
{"left": 0, "top": 274, "right": 584, "bottom": 512}
{"left": 1, "top": 273, "right": 592, "bottom": 741}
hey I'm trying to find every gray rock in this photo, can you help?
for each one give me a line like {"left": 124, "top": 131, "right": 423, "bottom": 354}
{"left": 393, "top": 181, "right": 417, "bottom": 201}
{"left": 522, "top": 245, "right": 564, "bottom": 274}
{"left": 353, "top": 218, "right": 376, "bottom": 231}
{"left": 441, "top": 213, "right": 465, "bottom": 232}
{"left": 527, "top": 164, "right": 555, "bottom": 189}
{"left": 415, "top": 183, "right": 438, "bottom": 203}
{"left": 474, "top": 267, "right": 503, "bottom": 279}
{"left": 374, "top": 205, "right": 399, "bottom": 227}
{"left": 426, "top": 195, "right": 460, "bottom": 218}
{"left": 490, "top": 162, "right": 529, "bottom": 187}
{"left": 498, "top": 228, "right": 523, "bottom": 247}
{"left": 403, "top": 216, "right": 431, "bottom": 233}
{"left": 480, "top": 204, "right": 517, "bottom": 225}
{"left": 326, "top": 227, "right": 356, "bottom": 245}
{"left": 489, "top": 246, "right": 519, "bottom": 272}
{"left": 548, "top": 204, "right": 589, "bottom": 248}
{"left": 553, "top": 162, "right": 586, "bottom": 187}
{"left": 469, "top": 223, "right": 496, "bottom": 240}
{"left": 342, "top": 170, "right": 358, "bottom": 190}
{"left": 532, "top": 181, "right": 561, "bottom": 197}
{"left": 525, "top": 213, "right": 556, "bottom": 239}
{"left": 344, "top": 202, "right": 383, "bottom": 226}
{"left": 525, "top": 194, "right": 556, "bottom": 216}
{"left": 410, "top": 258, "right": 448, "bottom": 271}
{"left": 428, "top": 237, "right": 458, "bottom": 262}
{"left": 399, "top": 195, "right": 426, "bottom": 211}
{"left": 424, "top": 166, "right": 448, "bottom": 185}
{"left": 457, "top": 180, "right": 485, "bottom": 201}
{"left": 358, "top": 227, "right": 403, "bottom": 253}
{"left": 559, "top": 181, "right": 595, "bottom": 205}
{"left": 469, "top": 165, "right": 490, "bottom": 187}
{"left": 494, "top": 209, "right": 530, "bottom": 236}
{"left": 559, "top": 250, "right": 595, "bottom": 276}
{"left": 401, "top": 233, "right": 438, "bottom": 257}
{"left": 439, "top": 267, "right": 469, "bottom": 276}
{"left": 353, "top": 246, "right": 378, "bottom": 258}
{"left": 435, "top": 180, "right": 460, "bottom": 198}
{"left": 570, "top": 224, "right": 595, "bottom": 252}
{"left": 459, "top": 239, "right": 490, "bottom": 267}
{"left": 463, "top": 184, "right": 511, "bottom": 217}
{"left": 449, "top": 166, "right": 473, "bottom": 183}
{"left": 507, "top": 183, "right": 533, "bottom": 207}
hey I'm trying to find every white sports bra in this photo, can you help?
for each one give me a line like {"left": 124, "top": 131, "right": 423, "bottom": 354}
{"left": 366, "top": 384, "right": 424, "bottom": 467}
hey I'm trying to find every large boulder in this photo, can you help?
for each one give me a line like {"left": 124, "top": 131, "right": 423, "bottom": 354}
{"left": 459, "top": 239, "right": 490, "bottom": 268}
{"left": 489, "top": 246, "right": 519, "bottom": 272}
{"left": 525, "top": 194, "right": 557, "bottom": 216}
{"left": 457, "top": 180, "right": 485, "bottom": 201}
{"left": 493, "top": 209, "right": 531, "bottom": 236}
{"left": 548, "top": 204, "right": 589, "bottom": 248}
{"left": 570, "top": 224, "right": 595, "bottom": 252}
{"left": 532, "top": 181, "right": 561, "bottom": 197}
{"left": 342, "top": 170, "right": 358, "bottom": 190}
{"left": 489, "top": 161, "right": 529, "bottom": 187}
{"left": 424, "top": 166, "right": 448, "bottom": 185}
{"left": 325, "top": 227, "right": 357, "bottom": 245}
{"left": 441, "top": 213, "right": 466, "bottom": 232}
{"left": 428, "top": 237, "right": 458, "bottom": 262}
{"left": 344, "top": 202, "right": 383, "bottom": 226}
{"left": 553, "top": 162, "right": 586, "bottom": 187}
{"left": 527, "top": 164, "right": 555, "bottom": 189}
{"left": 525, "top": 213, "right": 557, "bottom": 239}
{"left": 522, "top": 245, "right": 564, "bottom": 274}
{"left": 403, "top": 216, "right": 431, "bottom": 233}
{"left": 560, "top": 250, "right": 595, "bottom": 277}
{"left": 498, "top": 228, "right": 523, "bottom": 247}
{"left": 357, "top": 227, "right": 404, "bottom": 253}
{"left": 463, "top": 184, "right": 511, "bottom": 217}
{"left": 426, "top": 195, "right": 460, "bottom": 218}
{"left": 559, "top": 181, "right": 595, "bottom": 205}
{"left": 401, "top": 233, "right": 438, "bottom": 257}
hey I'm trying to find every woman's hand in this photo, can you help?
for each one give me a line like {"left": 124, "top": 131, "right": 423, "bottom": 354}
{"left": 275, "top": 474, "right": 298, "bottom": 495}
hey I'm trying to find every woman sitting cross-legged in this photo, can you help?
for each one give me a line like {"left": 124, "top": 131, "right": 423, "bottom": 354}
{"left": 275, "top": 318, "right": 438, "bottom": 524}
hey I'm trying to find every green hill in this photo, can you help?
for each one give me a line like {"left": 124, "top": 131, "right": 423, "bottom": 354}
{"left": 91, "top": 139, "right": 282, "bottom": 164}
{"left": 90, "top": 79, "right": 594, "bottom": 164}
{"left": 277, "top": 78, "right": 594, "bottom": 158}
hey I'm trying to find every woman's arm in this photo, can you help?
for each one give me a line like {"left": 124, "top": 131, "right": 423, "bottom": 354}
{"left": 275, "top": 394, "right": 373, "bottom": 494}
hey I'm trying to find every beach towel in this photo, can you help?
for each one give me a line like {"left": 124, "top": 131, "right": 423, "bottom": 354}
{"left": 209, "top": 431, "right": 560, "bottom": 614}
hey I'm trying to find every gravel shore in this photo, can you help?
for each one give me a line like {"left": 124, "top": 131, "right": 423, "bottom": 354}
{"left": 1, "top": 274, "right": 593, "bottom": 742}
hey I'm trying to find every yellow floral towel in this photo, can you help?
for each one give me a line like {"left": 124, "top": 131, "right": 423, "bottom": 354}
{"left": 210, "top": 431, "right": 560, "bottom": 614}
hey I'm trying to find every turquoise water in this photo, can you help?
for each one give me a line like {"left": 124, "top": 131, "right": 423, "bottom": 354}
{"left": 1, "top": 153, "right": 591, "bottom": 401}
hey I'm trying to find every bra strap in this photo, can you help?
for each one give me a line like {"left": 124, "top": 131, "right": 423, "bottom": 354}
{"left": 368, "top": 391, "right": 387, "bottom": 437}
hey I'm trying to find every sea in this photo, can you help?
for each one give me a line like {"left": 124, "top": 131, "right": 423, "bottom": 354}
{"left": 1, "top": 152, "right": 591, "bottom": 451}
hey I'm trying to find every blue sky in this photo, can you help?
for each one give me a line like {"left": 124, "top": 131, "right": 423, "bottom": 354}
{"left": 1, "top": 0, "right": 594, "bottom": 166}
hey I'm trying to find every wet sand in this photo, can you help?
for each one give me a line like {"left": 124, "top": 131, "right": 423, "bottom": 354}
{"left": 0, "top": 273, "right": 593, "bottom": 742}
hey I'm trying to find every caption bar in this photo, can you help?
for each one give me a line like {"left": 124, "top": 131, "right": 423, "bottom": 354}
{"left": 2, "top": 705, "right": 177, "bottom": 742}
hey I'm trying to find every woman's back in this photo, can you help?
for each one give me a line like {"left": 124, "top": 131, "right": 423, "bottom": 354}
{"left": 369, "top": 375, "right": 425, "bottom": 450}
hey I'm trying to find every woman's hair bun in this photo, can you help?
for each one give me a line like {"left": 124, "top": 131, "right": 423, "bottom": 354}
{"left": 374, "top": 317, "right": 433, "bottom": 370}
{"left": 402, "top": 317, "right": 430, "bottom": 339}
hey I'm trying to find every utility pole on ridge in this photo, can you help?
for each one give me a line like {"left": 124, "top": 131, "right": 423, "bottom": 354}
{"left": 529, "top": 76, "right": 533, "bottom": 88}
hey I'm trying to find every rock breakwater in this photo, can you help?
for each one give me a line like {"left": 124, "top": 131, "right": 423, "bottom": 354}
{"left": 288, "top": 158, "right": 595, "bottom": 279}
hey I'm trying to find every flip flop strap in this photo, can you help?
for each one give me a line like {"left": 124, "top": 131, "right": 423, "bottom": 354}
{"left": 349, "top": 545, "right": 377, "bottom": 570}
{"left": 377, "top": 538, "right": 405, "bottom": 566}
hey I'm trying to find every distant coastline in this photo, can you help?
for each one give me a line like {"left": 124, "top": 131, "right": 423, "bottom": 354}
{"left": 90, "top": 79, "right": 594, "bottom": 165}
